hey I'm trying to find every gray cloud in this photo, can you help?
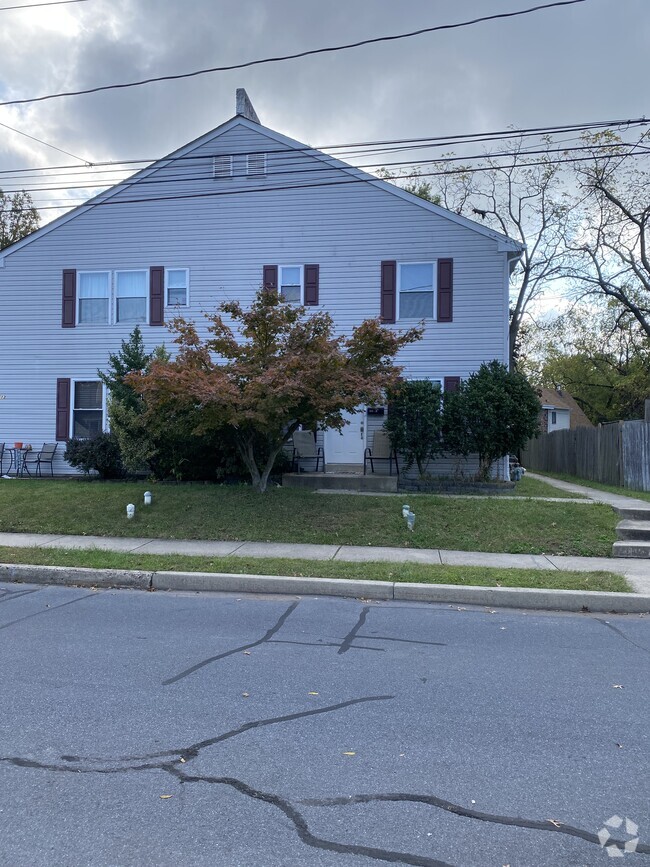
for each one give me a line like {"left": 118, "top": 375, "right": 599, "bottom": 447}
{"left": 0, "top": 0, "right": 647, "bottom": 215}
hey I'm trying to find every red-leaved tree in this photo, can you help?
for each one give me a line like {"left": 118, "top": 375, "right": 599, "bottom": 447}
{"left": 130, "top": 289, "right": 421, "bottom": 491}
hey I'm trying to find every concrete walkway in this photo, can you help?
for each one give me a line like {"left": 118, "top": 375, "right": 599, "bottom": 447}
{"left": 526, "top": 472, "right": 650, "bottom": 510}
{"left": 1, "top": 530, "right": 648, "bottom": 593}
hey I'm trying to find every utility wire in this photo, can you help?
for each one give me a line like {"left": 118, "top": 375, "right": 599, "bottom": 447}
{"left": 0, "top": 114, "right": 644, "bottom": 181}
{"left": 0, "top": 0, "right": 87, "bottom": 10}
{"left": 0, "top": 0, "right": 587, "bottom": 108}
{"left": 0, "top": 119, "right": 91, "bottom": 163}
{"left": 2, "top": 141, "right": 648, "bottom": 197}
{"left": 10, "top": 149, "right": 646, "bottom": 213}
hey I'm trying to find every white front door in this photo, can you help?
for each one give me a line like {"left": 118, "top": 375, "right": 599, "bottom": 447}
{"left": 324, "top": 410, "right": 366, "bottom": 471}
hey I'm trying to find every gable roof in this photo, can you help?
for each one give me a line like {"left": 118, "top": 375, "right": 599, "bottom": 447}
{"left": 538, "top": 387, "right": 594, "bottom": 428}
{"left": 0, "top": 114, "right": 525, "bottom": 264}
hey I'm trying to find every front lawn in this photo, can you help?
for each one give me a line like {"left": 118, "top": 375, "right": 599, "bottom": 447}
{"left": 0, "top": 547, "right": 630, "bottom": 593}
{"left": 0, "top": 479, "right": 616, "bottom": 556}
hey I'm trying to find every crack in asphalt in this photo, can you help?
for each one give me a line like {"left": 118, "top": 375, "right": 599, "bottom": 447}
{"left": 1, "top": 695, "right": 394, "bottom": 771}
{"left": 0, "top": 592, "right": 96, "bottom": 631}
{"left": 0, "top": 587, "right": 42, "bottom": 605}
{"left": 300, "top": 793, "right": 650, "bottom": 856}
{"left": 594, "top": 617, "right": 650, "bottom": 656}
{"left": 162, "top": 600, "right": 300, "bottom": 685}
{"left": 338, "top": 605, "right": 370, "bottom": 654}
{"left": 166, "top": 767, "right": 454, "bottom": 867}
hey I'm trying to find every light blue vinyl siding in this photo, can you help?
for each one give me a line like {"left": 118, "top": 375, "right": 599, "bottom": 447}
{"left": 0, "top": 121, "right": 511, "bottom": 473}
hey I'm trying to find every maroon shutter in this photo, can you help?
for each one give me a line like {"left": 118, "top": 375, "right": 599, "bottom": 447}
{"left": 56, "top": 378, "right": 71, "bottom": 441}
{"left": 304, "top": 264, "right": 319, "bottom": 305}
{"left": 380, "top": 260, "right": 396, "bottom": 323}
{"left": 263, "top": 265, "right": 278, "bottom": 290}
{"left": 150, "top": 267, "right": 164, "bottom": 326}
{"left": 437, "top": 258, "right": 453, "bottom": 322}
{"left": 62, "top": 269, "right": 76, "bottom": 328}
{"left": 444, "top": 376, "right": 461, "bottom": 393}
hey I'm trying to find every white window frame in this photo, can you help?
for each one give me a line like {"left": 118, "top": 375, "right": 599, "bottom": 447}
{"left": 247, "top": 152, "right": 267, "bottom": 177}
{"left": 213, "top": 155, "right": 233, "bottom": 179}
{"left": 76, "top": 270, "right": 111, "bottom": 326}
{"left": 165, "top": 267, "right": 190, "bottom": 307}
{"left": 397, "top": 261, "right": 437, "bottom": 321}
{"left": 278, "top": 264, "right": 303, "bottom": 304}
{"left": 113, "top": 269, "right": 149, "bottom": 326}
{"left": 70, "top": 378, "right": 107, "bottom": 439}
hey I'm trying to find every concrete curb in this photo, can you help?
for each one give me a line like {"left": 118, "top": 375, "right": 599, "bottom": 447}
{"left": 0, "top": 562, "right": 152, "bottom": 590}
{"left": 2, "top": 562, "right": 650, "bottom": 613}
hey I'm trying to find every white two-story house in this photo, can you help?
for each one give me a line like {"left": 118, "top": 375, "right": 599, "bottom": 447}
{"left": 0, "top": 90, "right": 522, "bottom": 477}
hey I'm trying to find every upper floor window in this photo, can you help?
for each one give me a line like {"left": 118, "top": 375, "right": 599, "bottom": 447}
{"left": 165, "top": 268, "right": 189, "bottom": 307}
{"left": 398, "top": 262, "right": 435, "bottom": 319}
{"left": 115, "top": 270, "right": 148, "bottom": 324}
{"left": 279, "top": 265, "right": 302, "bottom": 303}
{"left": 77, "top": 271, "right": 110, "bottom": 324}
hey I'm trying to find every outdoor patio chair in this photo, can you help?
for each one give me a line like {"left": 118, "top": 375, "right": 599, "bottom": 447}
{"left": 0, "top": 443, "right": 6, "bottom": 475}
{"left": 22, "top": 443, "right": 58, "bottom": 478}
{"left": 364, "top": 430, "right": 399, "bottom": 476}
{"left": 291, "top": 430, "right": 324, "bottom": 472}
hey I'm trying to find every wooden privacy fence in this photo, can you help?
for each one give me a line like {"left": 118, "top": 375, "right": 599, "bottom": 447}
{"left": 522, "top": 421, "right": 650, "bottom": 491}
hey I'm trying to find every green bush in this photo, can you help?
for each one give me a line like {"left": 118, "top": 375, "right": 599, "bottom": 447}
{"left": 64, "top": 433, "right": 124, "bottom": 479}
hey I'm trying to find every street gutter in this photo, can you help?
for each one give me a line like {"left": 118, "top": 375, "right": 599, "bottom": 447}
{"left": 2, "top": 562, "right": 649, "bottom": 614}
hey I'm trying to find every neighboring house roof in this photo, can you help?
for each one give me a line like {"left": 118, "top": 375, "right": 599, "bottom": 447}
{"left": 0, "top": 93, "right": 525, "bottom": 266}
{"left": 538, "top": 387, "right": 594, "bottom": 428}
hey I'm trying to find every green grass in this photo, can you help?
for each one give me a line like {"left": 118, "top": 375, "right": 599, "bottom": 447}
{"left": 534, "top": 471, "right": 650, "bottom": 503}
{"left": 0, "top": 478, "right": 616, "bottom": 556}
{"left": 0, "top": 546, "right": 630, "bottom": 592}
{"left": 507, "top": 475, "right": 585, "bottom": 499}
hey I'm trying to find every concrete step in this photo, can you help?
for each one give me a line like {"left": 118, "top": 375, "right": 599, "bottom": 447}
{"left": 612, "top": 540, "right": 650, "bottom": 559}
{"left": 616, "top": 520, "right": 650, "bottom": 541}
{"left": 282, "top": 472, "right": 398, "bottom": 493}
{"left": 612, "top": 505, "right": 650, "bottom": 521}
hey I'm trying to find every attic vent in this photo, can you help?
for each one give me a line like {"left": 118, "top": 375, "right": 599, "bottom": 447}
{"left": 213, "top": 155, "right": 233, "bottom": 179}
{"left": 246, "top": 153, "right": 267, "bottom": 177}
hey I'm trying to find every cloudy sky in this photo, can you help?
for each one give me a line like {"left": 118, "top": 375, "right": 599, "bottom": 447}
{"left": 0, "top": 0, "right": 648, "bottom": 221}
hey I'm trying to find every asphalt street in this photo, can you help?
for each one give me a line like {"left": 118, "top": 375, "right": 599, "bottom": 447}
{"left": 0, "top": 580, "right": 648, "bottom": 866}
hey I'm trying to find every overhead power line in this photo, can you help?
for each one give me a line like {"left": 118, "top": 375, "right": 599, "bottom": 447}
{"left": 0, "top": 0, "right": 87, "bottom": 10}
{"left": 0, "top": 118, "right": 90, "bottom": 163}
{"left": 0, "top": 0, "right": 587, "bottom": 108}
{"left": 2, "top": 140, "right": 648, "bottom": 197}
{"left": 0, "top": 113, "right": 645, "bottom": 182}
{"left": 9, "top": 148, "right": 648, "bottom": 213}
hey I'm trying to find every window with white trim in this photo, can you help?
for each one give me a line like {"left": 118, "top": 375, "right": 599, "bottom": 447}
{"left": 78, "top": 271, "right": 110, "bottom": 324}
{"left": 165, "top": 268, "right": 189, "bottom": 307}
{"left": 72, "top": 380, "right": 104, "bottom": 438}
{"left": 279, "top": 265, "right": 302, "bottom": 303}
{"left": 115, "top": 270, "right": 148, "bottom": 324}
{"left": 398, "top": 262, "right": 435, "bottom": 320}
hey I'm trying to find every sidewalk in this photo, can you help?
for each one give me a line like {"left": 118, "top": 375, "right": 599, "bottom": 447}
{"left": 0, "top": 530, "right": 648, "bottom": 593}
{"left": 526, "top": 472, "right": 650, "bottom": 510}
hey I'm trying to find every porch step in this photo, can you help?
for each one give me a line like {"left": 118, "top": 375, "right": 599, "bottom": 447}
{"left": 282, "top": 472, "right": 398, "bottom": 493}
{"left": 612, "top": 540, "right": 650, "bottom": 559}
{"left": 612, "top": 505, "right": 650, "bottom": 522}
{"left": 615, "top": 520, "right": 650, "bottom": 541}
